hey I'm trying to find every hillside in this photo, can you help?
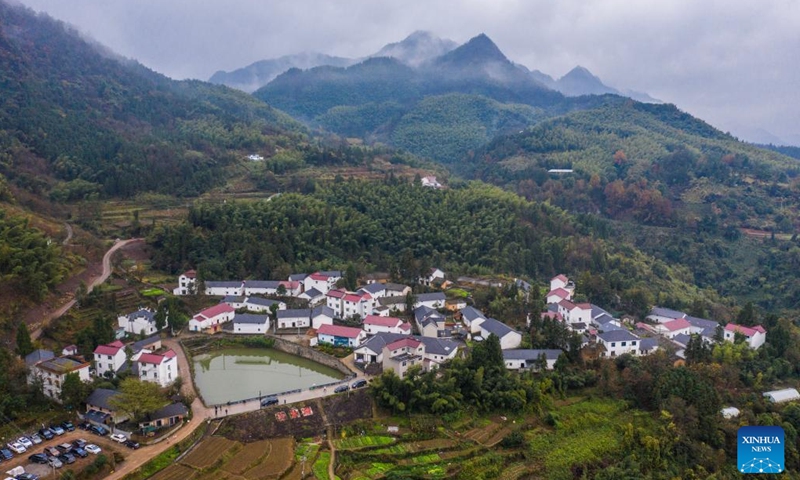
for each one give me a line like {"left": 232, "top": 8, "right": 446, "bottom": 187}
{"left": 0, "top": 1, "right": 305, "bottom": 201}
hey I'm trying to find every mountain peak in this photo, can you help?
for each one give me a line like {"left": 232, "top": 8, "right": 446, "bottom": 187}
{"left": 556, "top": 65, "right": 618, "bottom": 97}
{"left": 434, "top": 33, "right": 509, "bottom": 68}
{"left": 373, "top": 31, "right": 457, "bottom": 67}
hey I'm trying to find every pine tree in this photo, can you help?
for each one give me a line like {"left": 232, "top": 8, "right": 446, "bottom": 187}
{"left": 15, "top": 322, "right": 34, "bottom": 357}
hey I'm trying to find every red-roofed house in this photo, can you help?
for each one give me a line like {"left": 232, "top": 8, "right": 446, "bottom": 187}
{"left": 724, "top": 323, "right": 767, "bottom": 349}
{"left": 317, "top": 324, "right": 365, "bottom": 347}
{"left": 363, "top": 316, "right": 411, "bottom": 335}
{"left": 657, "top": 318, "right": 693, "bottom": 338}
{"left": 133, "top": 349, "right": 178, "bottom": 387}
{"left": 304, "top": 271, "right": 342, "bottom": 295}
{"left": 557, "top": 300, "right": 592, "bottom": 325}
{"left": 173, "top": 270, "right": 197, "bottom": 295}
{"left": 382, "top": 337, "right": 425, "bottom": 378}
{"left": 93, "top": 340, "right": 126, "bottom": 378}
{"left": 550, "top": 274, "right": 569, "bottom": 291}
{"left": 546, "top": 287, "right": 571, "bottom": 304}
{"left": 189, "top": 303, "right": 235, "bottom": 333}
{"left": 327, "top": 289, "right": 375, "bottom": 319}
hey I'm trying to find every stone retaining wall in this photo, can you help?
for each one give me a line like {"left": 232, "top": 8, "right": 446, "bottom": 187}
{"left": 268, "top": 335, "right": 355, "bottom": 377}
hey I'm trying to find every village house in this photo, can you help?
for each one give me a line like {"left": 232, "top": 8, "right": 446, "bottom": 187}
{"left": 724, "top": 323, "right": 767, "bottom": 349}
{"left": 277, "top": 309, "right": 310, "bottom": 329}
{"left": 93, "top": 340, "right": 127, "bottom": 378}
{"left": 558, "top": 300, "right": 593, "bottom": 326}
{"left": 132, "top": 349, "right": 178, "bottom": 387}
{"left": 546, "top": 287, "right": 571, "bottom": 304}
{"left": 173, "top": 270, "right": 197, "bottom": 295}
{"left": 25, "top": 349, "right": 54, "bottom": 368}
{"left": 62, "top": 345, "right": 79, "bottom": 356}
{"left": 221, "top": 295, "right": 247, "bottom": 310}
{"left": 377, "top": 296, "right": 408, "bottom": 313}
{"left": 503, "top": 349, "right": 562, "bottom": 371}
{"left": 117, "top": 308, "right": 160, "bottom": 336}
{"left": 85, "top": 388, "right": 128, "bottom": 425}
{"left": 316, "top": 324, "right": 366, "bottom": 347}
{"left": 421, "top": 176, "right": 443, "bottom": 189}
{"left": 382, "top": 337, "right": 425, "bottom": 378}
{"left": 646, "top": 306, "right": 687, "bottom": 324}
{"left": 418, "top": 268, "right": 446, "bottom": 286}
{"left": 476, "top": 318, "right": 522, "bottom": 350}
{"left": 414, "top": 292, "right": 446, "bottom": 309}
{"left": 353, "top": 332, "right": 460, "bottom": 366}
{"left": 189, "top": 303, "right": 235, "bottom": 333}
{"left": 232, "top": 314, "right": 270, "bottom": 334}
{"left": 656, "top": 318, "right": 693, "bottom": 339}
{"left": 326, "top": 289, "right": 375, "bottom": 319}
{"left": 549, "top": 274, "right": 575, "bottom": 295}
{"left": 638, "top": 337, "right": 660, "bottom": 355}
{"left": 458, "top": 306, "right": 487, "bottom": 332}
{"left": 131, "top": 336, "right": 162, "bottom": 354}
{"left": 311, "top": 305, "right": 335, "bottom": 329}
{"left": 139, "top": 403, "right": 189, "bottom": 433}
{"left": 243, "top": 297, "right": 286, "bottom": 312}
{"left": 358, "top": 282, "right": 411, "bottom": 299}
{"left": 28, "top": 356, "right": 91, "bottom": 402}
{"left": 414, "top": 306, "right": 447, "bottom": 338}
{"left": 243, "top": 280, "right": 302, "bottom": 297}
{"left": 299, "top": 288, "right": 326, "bottom": 306}
{"left": 596, "top": 330, "right": 640, "bottom": 357}
{"left": 303, "top": 271, "right": 342, "bottom": 295}
{"left": 363, "top": 315, "right": 411, "bottom": 335}
{"left": 204, "top": 281, "right": 243, "bottom": 296}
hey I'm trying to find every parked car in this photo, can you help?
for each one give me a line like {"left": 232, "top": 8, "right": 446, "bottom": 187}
{"left": 72, "top": 439, "right": 87, "bottom": 449}
{"left": 56, "top": 443, "right": 73, "bottom": 454}
{"left": 7, "top": 442, "right": 26, "bottom": 454}
{"left": 43, "top": 446, "right": 60, "bottom": 457}
{"left": 78, "top": 422, "right": 92, "bottom": 431}
{"left": 49, "top": 425, "right": 65, "bottom": 436}
{"left": 0, "top": 448, "right": 13, "bottom": 460}
{"left": 123, "top": 440, "right": 140, "bottom": 450}
{"left": 57, "top": 453, "right": 75, "bottom": 465}
{"left": 17, "top": 437, "right": 33, "bottom": 449}
{"left": 61, "top": 421, "right": 75, "bottom": 432}
{"left": 28, "top": 453, "right": 49, "bottom": 464}
{"left": 351, "top": 379, "right": 367, "bottom": 389}
{"left": 84, "top": 444, "right": 101, "bottom": 455}
{"left": 15, "top": 473, "right": 40, "bottom": 480}
{"left": 72, "top": 447, "right": 88, "bottom": 458}
{"left": 29, "top": 434, "right": 42, "bottom": 445}
{"left": 109, "top": 433, "right": 127, "bottom": 443}
{"left": 260, "top": 396, "right": 279, "bottom": 407}
{"left": 46, "top": 456, "right": 63, "bottom": 469}
{"left": 334, "top": 384, "right": 349, "bottom": 393}
{"left": 90, "top": 425, "right": 108, "bottom": 436}
{"left": 38, "top": 428, "right": 54, "bottom": 440}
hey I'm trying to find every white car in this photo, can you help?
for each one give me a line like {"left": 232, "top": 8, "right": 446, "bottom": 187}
{"left": 17, "top": 437, "right": 33, "bottom": 448}
{"left": 85, "top": 444, "right": 101, "bottom": 455}
{"left": 7, "top": 441, "right": 26, "bottom": 453}
{"left": 109, "top": 433, "right": 127, "bottom": 443}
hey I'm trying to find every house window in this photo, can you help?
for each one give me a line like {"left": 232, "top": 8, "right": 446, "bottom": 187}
{"left": 632, "top": 341, "right": 637, "bottom": 345}
{"left": 611, "top": 342, "right": 616, "bottom": 347}
{"left": 621, "top": 342, "right": 627, "bottom": 346}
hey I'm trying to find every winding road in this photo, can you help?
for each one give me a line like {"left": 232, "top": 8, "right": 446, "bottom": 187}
{"left": 31, "top": 237, "right": 144, "bottom": 340}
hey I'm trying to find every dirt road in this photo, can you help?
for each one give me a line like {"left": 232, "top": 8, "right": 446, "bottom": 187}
{"left": 31, "top": 238, "right": 143, "bottom": 340}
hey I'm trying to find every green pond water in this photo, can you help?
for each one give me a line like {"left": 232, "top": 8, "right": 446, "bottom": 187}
{"left": 192, "top": 347, "right": 344, "bottom": 404}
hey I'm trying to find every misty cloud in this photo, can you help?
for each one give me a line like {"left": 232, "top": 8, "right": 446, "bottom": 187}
{"left": 14, "top": 0, "right": 800, "bottom": 144}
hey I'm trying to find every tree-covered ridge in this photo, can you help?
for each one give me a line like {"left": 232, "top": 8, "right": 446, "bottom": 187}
{"left": 149, "top": 179, "right": 717, "bottom": 313}
{"left": 0, "top": 1, "right": 304, "bottom": 199}
{"left": 0, "top": 209, "right": 67, "bottom": 301}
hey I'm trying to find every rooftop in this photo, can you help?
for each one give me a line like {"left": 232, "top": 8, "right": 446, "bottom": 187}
{"left": 317, "top": 324, "right": 363, "bottom": 338}
{"left": 233, "top": 314, "right": 269, "bottom": 325}
{"left": 37, "top": 356, "right": 90, "bottom": 374}
{"left": 597, "top": 330, "right": 639, "bottom": 343}
{"left": 85, "top": 388, "right": 120, "bottom": 411}
{"left": 196, "top": 303, "right": 235, "bottom": 319}
{"left": 503, "top": 349, "right": 562, "bottom": 361}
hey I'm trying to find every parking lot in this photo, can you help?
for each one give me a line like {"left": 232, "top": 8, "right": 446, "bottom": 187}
{"left": 2, "top": 427, "right": 125, "bottom": 478}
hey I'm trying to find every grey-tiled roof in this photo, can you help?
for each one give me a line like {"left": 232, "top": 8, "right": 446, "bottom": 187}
{"left": 289, "top": 274, "right": 308, "bottom": 282}
{"left": 571, "top": 322, "right": 587, "bottom": 330}
{"left": 479, "top": 318, "right": 516, "bottom": 338}
{"left": 514, "top": 278, "right": 532, "bottom": 291}
{"left": 384, "top": 283, "right": 409, "bottom": 293}
{"left": 599, "top": 323, "right": 625, "bottom": 332}
{"left": 503, "top": 349, "right": 562, "bottom": 361}
{"left": 302, "top": 288, "right": 324, "bottom": 298}
{"left": 143, "top": 403, "right": 188, "bottom": 422}
{"left": 672, "top": 333, "right": 691, "bottom": 346}
{"left": 414, "top": 305, "right": 444, "bottom": 326}
{"left": 312, "top": 305, "right": 334, "bottom": 318}
{"left": 359, "top": 283, "right": 385, "bottom": 295}
{"left": 205, "top": 281, "right": 243, "bottom": 288}
{"left": 221, "top": 295, "right": 246, "bottom": 304}
{"left": 379, "top": 296, "right": 406, "bottom": 306}
{"left": 649, "top": 307, "right": 686, "bottom": 319}
{"left": 128, "top": 309, "right": 156, "bottom": 323}
{"left": 277, "top": 309, "right": 310, "bottom": 319}
{"left": 685, "top": 316, "right": 718, "bottom": 330}
{"left": 131, "top": 335, "right": 160, "bottom": 353}
{"left": 639, "top": 338, "right": 660, "bottom": 351}
{"left": 416, "top": 292, "right": 446, "bottom": 302}
{"left": 233, "top": 314, "right": 269, "bottom": 325}
{"left": 245, "top": 297, "right": 280, "bottom": 307}
{"left": 421, "top": 337, "right": 460, "bottom": 356}
{"left": 547, "top": 304, "right": 559, "bottom": 313}
{"left": 86, "top": 388, "right": 120, "bottom": 411}
{"left": 460, "top": 306, "right": 486, "bottom": 322}
{"left": 25, "top": 349, "right": 55, "bottom": 367}
{"left": 318, "top": 270, "right": 342, "bottom": 277}
{"left": 245, "top": 280, "right": 281, "bottom": 289}
{"left": 597, "top": 330, "right": 639, "bottom": 342}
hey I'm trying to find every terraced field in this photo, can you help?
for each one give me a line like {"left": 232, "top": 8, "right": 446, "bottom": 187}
{"left": 169, "top": 436, "right": 295, "bottom": 480}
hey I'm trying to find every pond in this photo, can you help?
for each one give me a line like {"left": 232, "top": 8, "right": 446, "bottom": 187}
{"left": 192, "top": 347, "right": 345, "bottom": 405}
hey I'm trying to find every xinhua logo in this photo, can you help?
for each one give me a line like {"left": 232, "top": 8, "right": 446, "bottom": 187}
{"left": 738, "top": 426, "right": 784, "bottom": 474}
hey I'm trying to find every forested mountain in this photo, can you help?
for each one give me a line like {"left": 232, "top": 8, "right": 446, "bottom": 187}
{"left": 0, "top": 1, "right": 305, "bottom": 200}
{"left": 371, "top": 30, "right": 457, "bottom": 67}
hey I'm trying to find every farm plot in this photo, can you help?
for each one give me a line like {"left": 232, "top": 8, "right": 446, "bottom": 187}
{"left": 333, "top": 435, "right": 395, "bottom": 450}
{"left": 181, "top": 436, "right": 238, "bottom": 470}
{"left": 463, "top": 421, "right": 502, "bottom": 444}
{"left": 242, "top": 437, "right": 295, "bottom": 479}
{"left": 149, "top": 464, "right": 198, "bottom": 480}
{"left": 223, "top": 439, "right": 272, "bottom": 475}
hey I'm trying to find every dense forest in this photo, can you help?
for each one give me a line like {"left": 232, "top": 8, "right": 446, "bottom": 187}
{"left": 149, "top": 179, "right": 719, "bottom": 317}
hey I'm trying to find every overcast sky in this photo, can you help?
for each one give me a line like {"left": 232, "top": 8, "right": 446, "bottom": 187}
{"left": 16, "top": 0, "right": 800, "bottom": 145}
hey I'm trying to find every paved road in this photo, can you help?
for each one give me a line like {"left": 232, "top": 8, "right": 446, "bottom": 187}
{"left": 32, "top": 238, "right": 144, "bottom": 340}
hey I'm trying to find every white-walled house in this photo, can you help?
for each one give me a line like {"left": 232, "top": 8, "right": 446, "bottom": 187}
{"left": 646, "top": 306, "right": 687, "bottom": 324}
{"left": 550, "top": 274, "right": 569, "bottom": 292}
{"left": 326, "top": 289, "right": 375, "bottom": 319}
{"left": 414, "top": 292, "right": 446, "bottom": 309}
{"left": 382, "top": 337, "right": 426, "bottom": 378}
{"left": 418, "top": 268, "right": 446, "bottom": 286}
{"left": 117, "top": 309, "right": 160, "bottom": 336}
{"left": 311, "top": 305, "right": 335, "bottom": 329}
{"left": 558, "top": 300, "right": 593, "bottom": 325}
{"left": 503, "top": 349, "right": 562, "bottom": 371}
{"left": 243, "top": 297, "right": 286, "bottom": 312}
{"left": 596, "top": 330, "right": 640, "bottom": 357}
{"left": 221, "top": 295, "right": 247, "bottom": 310}
{"left": 459, "top": 306, "right": 487, "bottom": 334}
{"left": 299, "top": 288, "right": 326, "bottom": 306}
{"left": 414, "top": 306, "right": 446, "bottom": 338}
{"left": 243, "top": 280, "right": 302, "bottom": 297}
{"left": 93, "top": 340, "right": 127, "bottom": 377}
{"left": 173, "top": 270, "right": 197, "bottom": 295}
{"left": 353, "top": 332, "right": 460, "bottom": 366}
{"left": 363, "top": 315, "right": 411, "bottom": 335}
{"left": 317, "top": 324, "right": 366, "bottom": 347}
{"left": 546, "top": 288, "right": 571, "bottom": 304}
{"left": 28, "top": 356, "right": 91, "bottom": 402}
{"left": 304, "top": 271, "right": 342, "bottom": 295}
{"left": 656, "top": 318, "right": 693, "bottom": 338}
{"left": 477, "top": 318, "right": 522, "bottom": 350}
{"left": 189, "top": 303, "right": 235, "bottom": 333}
{"left": 277, "top": 309, "right": 310, "bottom": 329}
{"left": 232, "top": 314, "right": 270, "bottom": 334}
{"left": 204, "top": 281, "right": 244, "bottom": 296}
{"left": 133, "top": 349, "right": 178, "bottom": 387}
{"left": 724, "top": 323, "right": 767, "bottom": 349}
